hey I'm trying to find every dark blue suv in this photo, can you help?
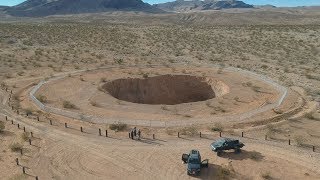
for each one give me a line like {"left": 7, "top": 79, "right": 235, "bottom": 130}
{"left": 182, "top": 150, "right": 208, "bottom": 176}
{"left": 211, "top": 138, "right": 245, "bottom": 156}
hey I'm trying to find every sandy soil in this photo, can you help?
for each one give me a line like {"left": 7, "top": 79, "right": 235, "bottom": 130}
{"left": 0, "top": 8, "right": 319, "bottom": 180}
{"left": 34, "top": 66, "right": 280, "bottom": 123}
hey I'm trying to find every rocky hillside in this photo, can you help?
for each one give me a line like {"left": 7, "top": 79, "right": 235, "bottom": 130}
{"left": 154, "top": 0, "right": 254, "bottom": 12}
{"left": 5, "top": 0, "right": 163, "bottom": 17}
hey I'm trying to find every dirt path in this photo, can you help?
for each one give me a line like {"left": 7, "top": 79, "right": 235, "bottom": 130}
{"left": 1, "top": 97, "right": 319, "bottom": 179}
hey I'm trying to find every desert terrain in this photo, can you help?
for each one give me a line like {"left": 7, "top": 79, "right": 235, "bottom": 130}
{"left": 0, "top": 6, "right": 320, "bottom": 180}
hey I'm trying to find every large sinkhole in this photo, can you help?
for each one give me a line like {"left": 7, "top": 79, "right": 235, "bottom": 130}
{"left": 103, "top": 75, "right": 225, "bottom": 105}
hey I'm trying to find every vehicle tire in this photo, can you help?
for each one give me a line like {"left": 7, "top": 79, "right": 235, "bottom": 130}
{"left": 217, "top": 150, "right": 222, "bottom": 157}
{"left": 235, "top": 148, "right": 241, "bottom": 154}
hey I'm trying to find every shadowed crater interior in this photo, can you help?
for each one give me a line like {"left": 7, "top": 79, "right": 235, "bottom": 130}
{"left": 103, "top": 74, "right": 226, "bottom": 105}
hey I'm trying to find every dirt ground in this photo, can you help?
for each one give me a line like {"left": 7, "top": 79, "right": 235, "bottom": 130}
{"left": 0, "top": 8, "right": 320, "bottom": 180}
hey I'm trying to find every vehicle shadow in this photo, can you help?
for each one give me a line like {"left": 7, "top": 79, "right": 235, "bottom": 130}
{"left": 219, "top": 150, "right": 264, "bottom": 161}
{"left": 192, "top": 163, "right": 223, "bottom": 180}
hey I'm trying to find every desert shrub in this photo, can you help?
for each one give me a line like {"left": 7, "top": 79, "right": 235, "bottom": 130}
{"left": 100, "top": 77, "right": 107, "bottom": 83}
{"left": 294, "top": 135, "right": 305, "bottom": 146}
{"left": 37, "top": 95, "right": 47, "bottom": 103}
{"left": 21, "top": 132, "right": 30, "bottom": 141}
{"left": 10, "top": 143, "right": 23, "bottom": 152}
{"left": 142, "top": 73, "right": 149, "bottom": 78}
{"left": 13, "top": 94, "right": 20, "bottom": 101}
{"left": 180, "top": 126, "right": 198, "bottom": 136}
{"left": 109, "top": 123, "right": 127, "bottom": 131}
{"left": 211, "top": 122, "right": 224, "bottom": 132}
{"left": 90, "top": 100, "right": 99, "bottom": 107}
{"left": 24, "top": 108, "right": 33, "bottom": 115}
{"left": 261, "top": 172, "right": 273, "bottom": 180}
{"left": 216, "top": 166, "right": 231, "bottom": 180}
{"left": 273, "top": 108, "right": 283, "bottom": 114}
{"left": 97, "top": 86, "right": 104, "bottom": 92}
{"left": 0, "top": 82, "right": 7, "bottom": 88}
{"left": 63, "top": 101, "right": 77, "bottom": 109}
{"left": 0, "top": 121, "right": 5, "bottom": 133}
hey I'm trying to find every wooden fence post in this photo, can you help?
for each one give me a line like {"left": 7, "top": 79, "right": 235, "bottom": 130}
{"left": 16, "top": 158, "right": 19, "bottom": 165}
{"left": 265, "top": 135, "right": 267, "bottom": 140}
{"left": 200, "top": 132, "right": 202, "bottom": 138}
{"left": 31, "top": 132, "right": 33, "bottom": 137}
{"left": 313, "top": 146, "right": 315, "bottom": 152}
{"left": 35, "top": 176, "right": 39, "bottom": 180}
{"left": 219, "top": 131, "right": 222, "bottom": 137}
{"left": 178, "top": 132, "right": 180, "bottom": 138}
{"left": 29, "top": 139, "right": 32, "bottom": 145}
{"left": 289, "top": 139, "right": 291, "bottom": 145}
{"left": 37, "top": 116, "right": 40, "bottom": 121}
{"left": 99, "top": 129, "right": 101, "bottom": 136}
{"left": 106, "top": 130, "right": 108, "bottom": 137}
{"left": 80, "top": 127, "right": 83, "bottom": 132}
{"left": 17, "top": 123, "right": 20, "bottom": 129}
{"left": 153, "top": 134, "right": 155, "bottom": 139}
{"left": 65, "top": 123, "right": 67, "bottom": 128}
{"left": 22, "top": 167, "right": 26, "bottom": 174}
{"left": 241, "top": 132, "right": 244, "bottom": 137}
{"left": 49, "top": 120, "right": 52, "bottom": 125}
{"left": 11, "top": 120, "right": 13, "bottom": 124}
{"left": 23, "top": 127, "right": 26, "bottom": 132}
{"left": 5, "top": 116, "right": 7, "bottom": 121}
{"left": 20, "top": 149, "right": 23, "bottom": 155}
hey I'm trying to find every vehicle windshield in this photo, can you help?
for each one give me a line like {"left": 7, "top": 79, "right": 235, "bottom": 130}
{"left": 188, "top": 158, "right": 200, "bottom": 164}
{"left": 213, "top": 139, "right": 225, "bottom": 146}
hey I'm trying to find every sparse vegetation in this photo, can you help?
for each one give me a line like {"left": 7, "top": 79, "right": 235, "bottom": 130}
{"left": 261, "top": 172, "right": 273, "bottom": 180}
{"left": 37, "top": 95, "right": 48, "bottom": 103}
{"left": 211, "top": 122, "right": 224, "bottom": 132}
{"left": 180, "top": 126, "right": 198, "bottom": 136}
{"left": 21, "top": 132, "right": 30, "bottom": 141}
{"left": 63, "top": 101, "right": 77, "bottom": 109}
{"left": 0, "top": 121, "right": 5, "bottom": 133}
{"left": 10, "top": 143, "right": 23, "bottom": 152}
{"left": 109, "top": 123, "right": 127, "bottom": 131}
{"left": 216, "top": 166, "right": 231, "bottom": 180}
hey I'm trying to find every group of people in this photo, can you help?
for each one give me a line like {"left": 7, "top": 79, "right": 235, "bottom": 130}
{"left": 129, "top": 127, "right": 141, "bottom": 140}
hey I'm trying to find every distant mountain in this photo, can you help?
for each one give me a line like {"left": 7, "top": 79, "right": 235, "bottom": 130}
{"left": 154, "top": 0, "right": 254, "bottom": 12}
{"left": 0, "top": 5, "right": 9, "bottom": 10}
{"left": 6, "top": 0, "right": 164, "bottom": 17}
